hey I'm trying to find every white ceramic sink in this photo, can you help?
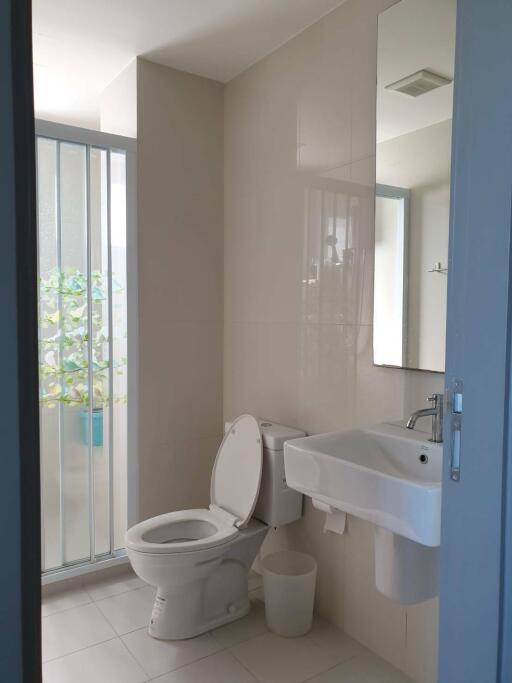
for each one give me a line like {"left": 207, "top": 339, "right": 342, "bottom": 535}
{"left": 284, "top": 422, "right": 442, "bottom": 547}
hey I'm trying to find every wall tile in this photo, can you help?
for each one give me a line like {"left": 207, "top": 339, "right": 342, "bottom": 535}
{"left": 405, "top": 599, "right": 439, "bottom": 683}
{"left": 344, "top": 517, "right": 407, "bottom": 672}
{"left": 224, "top": 0, "right": 441, "bottom": 678}
{"left": 139, "top": 434, "right": 222, "bottom": 521}
{"left": 140, "top": 321, "right": 223, "bottom": 444}
{"left": 224, "top": 321, "right": 300, "bottom": 427}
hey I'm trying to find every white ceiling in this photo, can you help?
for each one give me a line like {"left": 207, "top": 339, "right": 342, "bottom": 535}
{"left": 377, "top": 0, "right": 457, "bottom": 143}
{"left": 33, "top": 0, "right": 345, "bottom": 128}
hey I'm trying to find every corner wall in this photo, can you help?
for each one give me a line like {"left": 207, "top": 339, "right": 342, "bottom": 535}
{"left": 101, "top": 58, "right": 225, "bottom": 523}
{"left": 100, "top": 59, "right": 137, "bottom": 138}
{"left": 223, "top": 1, "right": 442, "bottom": 681}
{"left": 136, "top": 59, "right": 224, "bottom": 521}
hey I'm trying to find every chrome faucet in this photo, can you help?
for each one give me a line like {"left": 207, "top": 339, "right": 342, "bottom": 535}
{"left": 406, "top": 393, "right": 444, "bottom": 443}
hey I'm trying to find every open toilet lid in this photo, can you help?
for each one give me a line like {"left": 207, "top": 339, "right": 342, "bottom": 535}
{"left": 210, "top": 414, "right": 263, "bottom": 528}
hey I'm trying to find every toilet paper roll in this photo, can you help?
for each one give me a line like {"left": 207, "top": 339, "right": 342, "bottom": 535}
{"left": 312, "top": 499, "right": 346, "bottom": 535}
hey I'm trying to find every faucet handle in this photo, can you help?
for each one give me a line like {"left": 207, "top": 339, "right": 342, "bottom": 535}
{"left": 427, "top": 393, "right": 443, "bottom": 406}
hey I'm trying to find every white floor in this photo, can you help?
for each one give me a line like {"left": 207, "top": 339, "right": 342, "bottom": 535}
{"left": 42, "top": 569, "right": 414, "bottom": 683}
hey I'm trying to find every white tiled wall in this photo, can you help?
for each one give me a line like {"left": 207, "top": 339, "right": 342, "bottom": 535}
{"left": 223, "top": 1, "right": 443, "bottom": 681}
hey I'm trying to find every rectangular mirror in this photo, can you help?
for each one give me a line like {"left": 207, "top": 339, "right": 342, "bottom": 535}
{"left": 373, "top": 0, "right": 456, "bottom": 373}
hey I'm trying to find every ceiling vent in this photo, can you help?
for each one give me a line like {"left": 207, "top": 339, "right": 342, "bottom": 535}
{"left": 385, "top": 69, "right": 452, "bottom": 97}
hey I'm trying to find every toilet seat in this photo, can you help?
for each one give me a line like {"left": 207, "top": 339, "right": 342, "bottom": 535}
{"left": 126, "top": 415, "right": 263, "bottom": 555}
{"left": 210, "top": 413, "right": 263, "bottom": 528}
{"left": 125, "top": 508, "right": 239, "bottom": 554}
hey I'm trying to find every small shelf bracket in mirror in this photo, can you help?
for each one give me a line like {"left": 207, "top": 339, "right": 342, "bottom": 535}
{"left": 427, "top": 262, "right": 448, "bottom": 274}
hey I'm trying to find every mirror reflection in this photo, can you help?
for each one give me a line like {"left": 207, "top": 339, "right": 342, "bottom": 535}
{"left": 373, "top": 0, "right": 456, "bottom": 373}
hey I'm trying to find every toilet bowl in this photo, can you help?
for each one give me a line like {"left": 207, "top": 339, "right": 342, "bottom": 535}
{"left": 126, "top": 511, "right": 268, "bottom": 640}
{"left": 126, "top": 415, "right": 304, "bottom": 640}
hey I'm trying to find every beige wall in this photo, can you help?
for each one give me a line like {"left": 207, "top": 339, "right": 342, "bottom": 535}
{"left": 224, "top": 1, "right": 442, "bottom": 682}
{"left": 100, "top": 59, "right": 137, "bottom": 138}
{"left": 99, "top": 6, "right": 443, "bottom": 680}
{"left": 135, "top": 59, "right": 224, "bottom": 521}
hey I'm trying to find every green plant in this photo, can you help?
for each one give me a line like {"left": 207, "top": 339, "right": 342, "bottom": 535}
{"left": 39, "top": 267, "right": 126, "bottom": 409}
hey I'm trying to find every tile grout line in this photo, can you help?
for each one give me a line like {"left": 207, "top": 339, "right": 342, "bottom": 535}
{"left": 117, "top": 633, "right": 154, "bottom": 681}
{"left": 123, "top": 623, "right": 270, "bottom": 680}
{"left": 228, "top": 650, "right": 260, "bottom": 682}
{"left": 122, "top": 612, "right": 270, "bottom": 681}
{"left": 83, "top": 582, "right": 145, "bottom": 603}
{"left": 42, "top": 578, "right": 144, "bottom": 617}
{"left": 42, "top": 635, "right": 120, "bottom": 665}
{"left": 301, "top": 652, "right": 363, "bottom": 683}
{"left": 128, "top": 635, "right": 230, "bottom": 681}
{"left": 43, "top": 599, "right": 381, "bottom": 682}
{"left": 42, "top": 599, "right": 93, "bottom": 619}
{"left": 45, "top": 586, "right": 377, "bottom": 682}
{"left": 93, "top": 597, "right": 129, "bottom": 637}
{"left": 42, "top": 599, "right": 113, "bottom": 632}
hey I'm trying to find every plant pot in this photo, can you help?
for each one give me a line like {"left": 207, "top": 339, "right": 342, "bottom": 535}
{"left": 79, "top": 408, "right": 103, "bottom": 447}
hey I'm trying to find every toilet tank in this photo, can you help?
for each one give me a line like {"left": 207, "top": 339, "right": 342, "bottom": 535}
{"left": 224, "top": 418, "right": 305, "bottom": 527}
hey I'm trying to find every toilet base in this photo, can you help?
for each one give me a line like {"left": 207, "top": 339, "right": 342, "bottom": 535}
{"left": 127, "top": 520, "right": 269, "bottom": 640}
{"left": 149, "top": 593, "right": 251, "bottom": 640}
{"left": 147, "top": 546, "right": 256, "bottom": 640}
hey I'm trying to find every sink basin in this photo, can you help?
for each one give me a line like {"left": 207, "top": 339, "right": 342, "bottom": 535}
{"left": 284, "top": 422, "right": 442, "bottom": 547}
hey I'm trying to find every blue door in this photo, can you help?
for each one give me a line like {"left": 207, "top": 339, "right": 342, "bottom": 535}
{"left": 439, "top": 1, "right": 512, "bottom": 681}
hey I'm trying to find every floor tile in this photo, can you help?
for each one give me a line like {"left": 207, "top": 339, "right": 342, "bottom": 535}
{"left": 211, "top": 600, "right": 268, "bottom": 648}
{"left": 249, "top": 586, "right": 264, "bottom": 603}
{"left": 42, "top": 585, "right": 92, "bottom": 617}
{"left": 248, "top": 570, "right": 263, "bottom": 591}
{"left": 151, "top": 650, "right": 256, "bottom": 683}
{"left": 122, "top": 628, "right": 222, "bottom": 679}
{"left": 230, "top": 631, "right": 338, "bottom": 683}
{"left": 85, "top": 570, "right": 144, "bottom": 601}
{"left": 42, "top": 638, "right": 147, "bottom": 683}
{"left": 96, "top": 585, "right": 156, "bottom": 635}
{"left": 307, "top": 616, "right": 363, "bottom": 664}
{"left": 42, "top": 602, "right": 116, "bottom": 662}
{"left": 306, "top": 650, "right": 414, "bottom": 682}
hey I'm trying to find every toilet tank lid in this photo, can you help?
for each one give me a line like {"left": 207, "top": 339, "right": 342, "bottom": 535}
{"left": 224, "top": 418, "right": 305, "bottom": 451}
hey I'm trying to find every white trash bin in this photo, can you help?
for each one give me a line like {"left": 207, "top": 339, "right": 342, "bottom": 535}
{"left": 261, "top": 550, "right": 317, "bottom": 637}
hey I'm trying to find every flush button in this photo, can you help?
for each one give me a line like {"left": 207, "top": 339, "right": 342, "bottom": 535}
{"left": 261, "top": 422, "right": 273, "bottom": 427}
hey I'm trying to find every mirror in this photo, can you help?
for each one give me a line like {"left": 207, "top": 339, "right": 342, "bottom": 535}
{"left": 373, "top": 0, "right": 456, "bottom": 373}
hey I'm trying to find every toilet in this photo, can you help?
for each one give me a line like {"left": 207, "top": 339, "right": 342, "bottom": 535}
{"left": 125, "top": 415, "right": 305, "bottom": 640}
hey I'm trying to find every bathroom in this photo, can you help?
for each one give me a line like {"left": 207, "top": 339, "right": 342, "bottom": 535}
{"left": 2, "top": 0, "right": 511, "bottom": 682}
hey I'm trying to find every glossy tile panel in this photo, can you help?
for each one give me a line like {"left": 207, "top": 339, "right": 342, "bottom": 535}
{"left": 224, "top": 0, "right": 443, "bottom": 681}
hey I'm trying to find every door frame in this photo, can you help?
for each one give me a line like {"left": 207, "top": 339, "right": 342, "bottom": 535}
{"left": 438, "top": 1, "right": 512, "bottom": 681}
{"left": 0, "top": 0, "right": 41, "bottom": 680}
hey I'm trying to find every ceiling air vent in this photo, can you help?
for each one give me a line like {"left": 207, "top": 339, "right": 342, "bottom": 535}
{"left": 385, "top": 69, "right": 452, "bottom": 97}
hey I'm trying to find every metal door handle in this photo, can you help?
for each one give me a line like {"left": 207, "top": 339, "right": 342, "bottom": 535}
{"left": 450, "top": 414, "right": 462, "bottom": 481}
{"left": 449, "top": 379, "right": 463, "bottom": 481}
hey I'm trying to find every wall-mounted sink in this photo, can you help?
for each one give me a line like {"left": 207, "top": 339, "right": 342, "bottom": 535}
{"left": 284, "top": 422, "right": 442, "bottom": 603}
